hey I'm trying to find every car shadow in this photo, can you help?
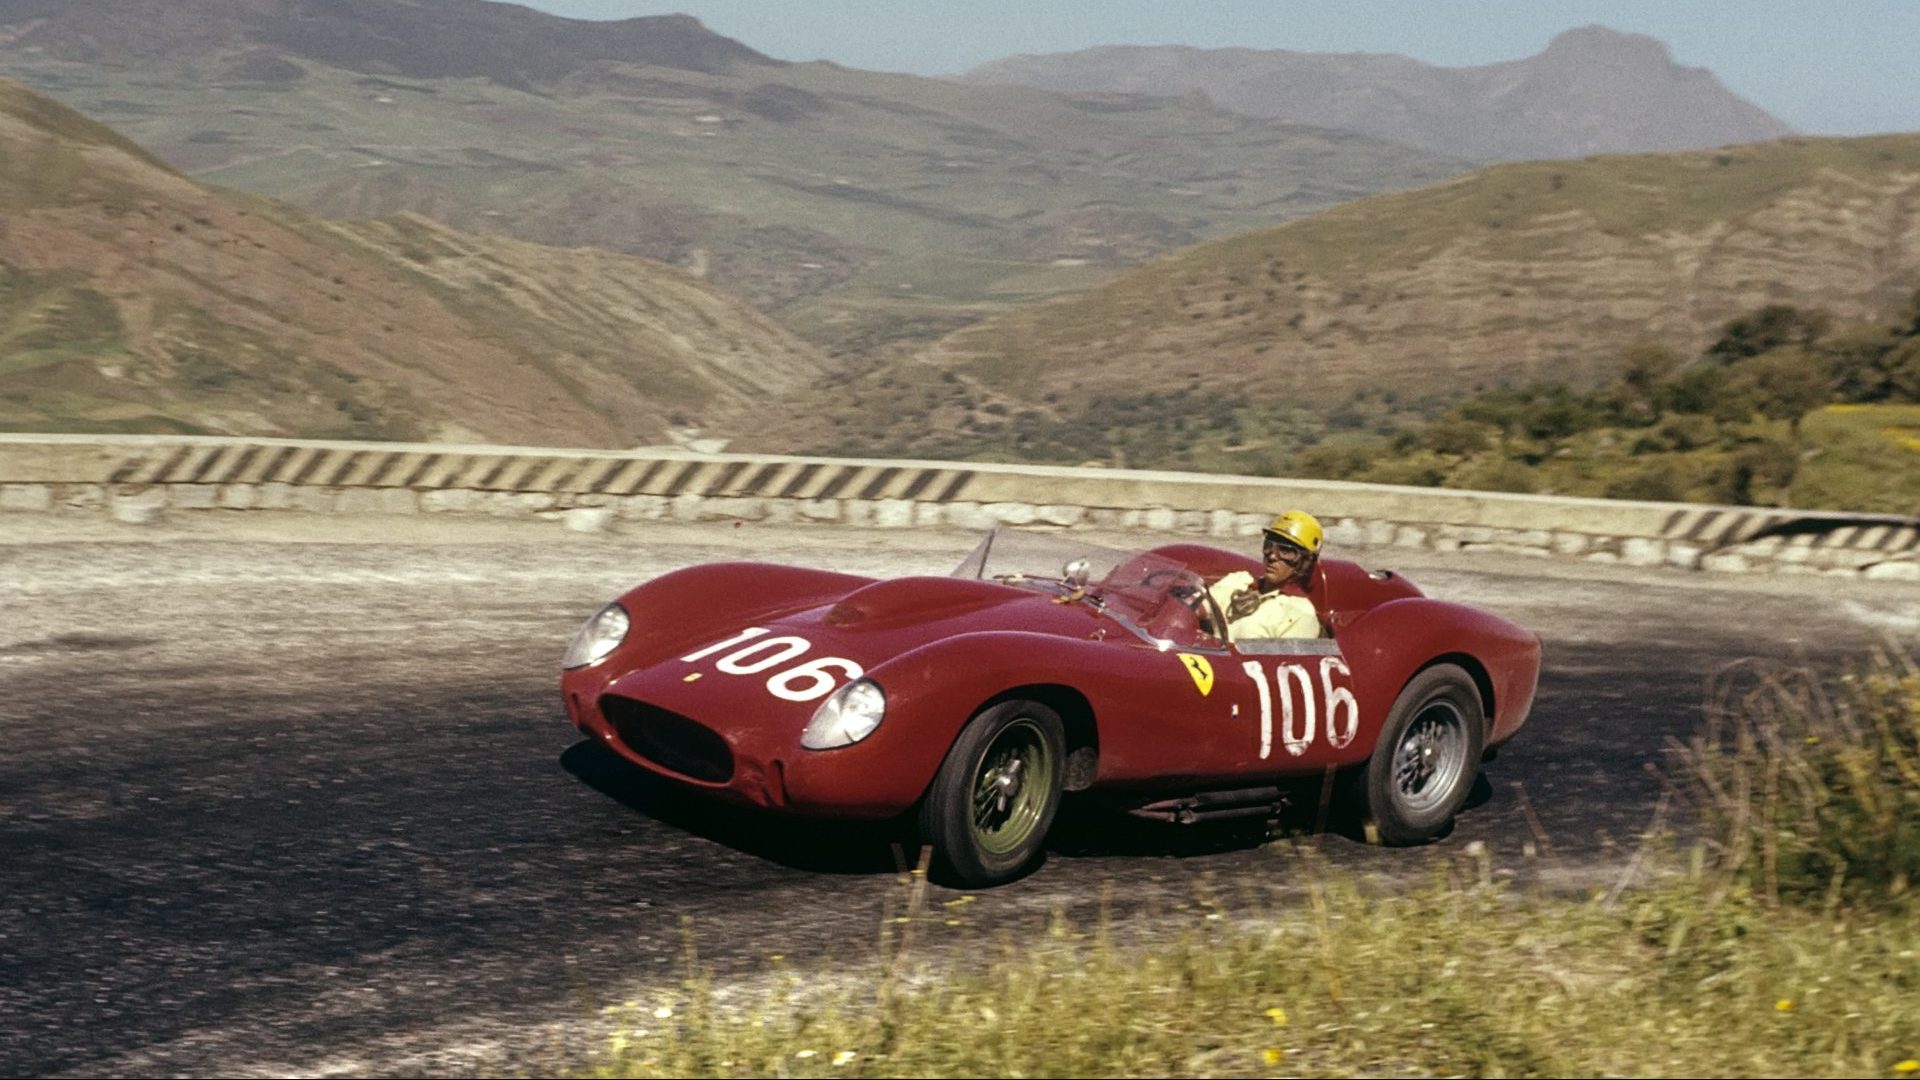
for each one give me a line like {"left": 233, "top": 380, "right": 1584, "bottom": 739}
{"left": 564, "top": 741, "right": 1502, "bottom": 877}
{"left": 1049, "top": 769, "right": 1494, "bottom": 860}
{"left": 560, "top": 740, "right": 912, "bottom": 876}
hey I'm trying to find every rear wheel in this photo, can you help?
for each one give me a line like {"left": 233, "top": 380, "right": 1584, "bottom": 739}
{"left": 1363, "top": 664, "right": 1485, "bottom": 845}
{"left": 919, "top": 699, "right": 1065, "bottom": 887}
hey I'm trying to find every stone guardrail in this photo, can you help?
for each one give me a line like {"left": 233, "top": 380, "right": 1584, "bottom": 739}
{"left": 0, "top": 434, "right": 1915, "bottom": 579}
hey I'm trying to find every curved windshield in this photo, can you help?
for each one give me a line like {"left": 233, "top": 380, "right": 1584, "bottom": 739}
{"left": 951, "top": 528, "right": 1225, "bottom": 650}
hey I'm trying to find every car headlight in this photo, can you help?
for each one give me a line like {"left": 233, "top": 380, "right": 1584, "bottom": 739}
{"left": 563, "top": 602, "right": 629, "bottom": 669}
{"left": 802, "top": 678, "right": 886, "bottom": 750}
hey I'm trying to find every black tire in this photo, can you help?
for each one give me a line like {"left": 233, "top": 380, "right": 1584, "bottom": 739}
{"left": 919, "top": 699, "right": 1066, "bottom": 887}
{"left": 1363, "top": 664, "right": 1485, "bottom": 845}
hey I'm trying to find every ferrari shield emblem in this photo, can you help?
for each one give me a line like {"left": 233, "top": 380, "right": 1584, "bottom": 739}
{"left": 1178, "top": 653, "right": 1214, "bottom": 696}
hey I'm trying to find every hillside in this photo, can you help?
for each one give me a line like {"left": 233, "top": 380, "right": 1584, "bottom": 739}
{"left": 1287, "top": 298, "right": 1920, "bottom": 515}
{"left": 0, "top": 1, "right": 772, "bottom": 82}
{"left": 0, "top": 0, "right": 1469, "bottom": 358}
{"left": 0, "top": 78, "right": 826, "bottom": 445}
{"left": 961, "top": 26, "right": 1795, "bottom": 163}
{"left": 741, "top": 135, "right": 1920, "bottom": 462}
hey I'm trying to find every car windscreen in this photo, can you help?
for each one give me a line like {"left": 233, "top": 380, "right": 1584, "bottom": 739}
{"left": 951, "top": 528, "right": 1221, "bottom": 649}
{"left": 950, "top": 527, "right": 1132, "bottom": 584}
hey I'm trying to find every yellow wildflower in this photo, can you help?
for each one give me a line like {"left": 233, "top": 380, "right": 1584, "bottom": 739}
{"left": 1263, "top": 1048, "right": 1284, "bottom": 1064}
{"left": 1775, "top": 999, "right": 1795, "bottom": 1013}
{"left": 1266, "top": 1006, "right": 1289, "bottom": 1026}
{"left": 1895, "top": 1061, "right": 1919, "bottom": 1074}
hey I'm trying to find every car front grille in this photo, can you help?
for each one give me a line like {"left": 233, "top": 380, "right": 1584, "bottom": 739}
{"left": 600, "top": 696, "right": 735, "bottom": 783}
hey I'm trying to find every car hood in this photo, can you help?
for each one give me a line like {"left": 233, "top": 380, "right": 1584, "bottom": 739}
{"left": 600, "top": 575, "right": 1099, "bottom": 722}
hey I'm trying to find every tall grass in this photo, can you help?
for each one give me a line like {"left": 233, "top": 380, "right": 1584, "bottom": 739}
{"left": 1670, "top": 650, "right": 1920, "bottom": 910}
{"left": 589, "top": 858, "right": 1920, "bottom": 1077}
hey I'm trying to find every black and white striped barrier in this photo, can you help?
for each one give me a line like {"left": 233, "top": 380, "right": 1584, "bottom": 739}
{"left": 1, "top": 434, "right": 1914, "bottom": 578}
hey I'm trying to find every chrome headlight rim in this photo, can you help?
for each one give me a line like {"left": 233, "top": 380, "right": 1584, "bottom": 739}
{"left": 563, "top": 602, "right": 630, "bottom": 670}
{"left": 802, "top": 677, "right": 886, "bottom": 750}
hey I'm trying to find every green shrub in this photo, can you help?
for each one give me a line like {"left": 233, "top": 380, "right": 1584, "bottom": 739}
{"left": 1604, "top": 463, "right": 1683, "bottom": 501}
{"left": 1670, "top": 652, "right": 1920, "bottom": 910}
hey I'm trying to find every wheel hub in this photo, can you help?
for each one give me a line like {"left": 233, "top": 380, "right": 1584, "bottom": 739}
{"left": 964, "top": 716, "right": 1057, "bottom": 860}
{"left": 990, "top": 758, "right": 1025, "bottom": 814}
{"left": 1394, "top": 703, "right": 1464, "bottom": 812}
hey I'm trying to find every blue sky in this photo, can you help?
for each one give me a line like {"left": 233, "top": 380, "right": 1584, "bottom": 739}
{"left": 520, "top": 1, "right": 1919, "bottom": 137}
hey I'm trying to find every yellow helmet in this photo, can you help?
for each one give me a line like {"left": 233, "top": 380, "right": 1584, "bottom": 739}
{"left": 1263, "top": 510, "right": 1324, "bottom": 554}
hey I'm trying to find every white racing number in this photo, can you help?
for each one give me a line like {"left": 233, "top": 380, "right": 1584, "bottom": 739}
{"left": 679, "top": 627, "right": 863, "bottom": 703}
{"left": 1239, "top": 656, "right": 1358, "bottom": 759}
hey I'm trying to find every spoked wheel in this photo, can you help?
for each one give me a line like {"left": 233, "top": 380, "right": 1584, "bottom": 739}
{"left": 921, "top": 700, "right": 1066, "bottom": 886}
{"left": 1364, "top": 664, "right": 1485, "bottom": 845}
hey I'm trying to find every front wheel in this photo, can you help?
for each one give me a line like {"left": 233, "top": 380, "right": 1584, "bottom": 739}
{"left": 919, "top": 699, "right": 1066, "bottom": 887}
{"left": 1363, "top": 664, "right": 1485, "bottom": 845}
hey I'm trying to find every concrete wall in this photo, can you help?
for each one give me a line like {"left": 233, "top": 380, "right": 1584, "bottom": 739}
{"left": 1, "top": 433, "right": 1915, "bottom": 578}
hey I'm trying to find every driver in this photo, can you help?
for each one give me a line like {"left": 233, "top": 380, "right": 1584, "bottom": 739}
{"left": 1206, "top": 510, "right": 1324, "bottom": 642}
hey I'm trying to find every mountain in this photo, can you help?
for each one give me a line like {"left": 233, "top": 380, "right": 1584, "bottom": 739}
{"left": 0, "top": 0, "right": 773, "bottom": 84}
{"left": 959, "top": 26, "right": 1796, "bottom": 163}
{"left": 0, "top": 0, "right": 1470, "bottom": 358}
{"left": 0, "top": 77, "right": 826, "bottom": 445}
{"left": 736, "top": 135, "right": 1920, "bottom": 459}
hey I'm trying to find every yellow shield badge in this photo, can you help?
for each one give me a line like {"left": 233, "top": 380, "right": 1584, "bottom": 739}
{"left": 1178, "top": 653, "right": 1214, "bottom": 696}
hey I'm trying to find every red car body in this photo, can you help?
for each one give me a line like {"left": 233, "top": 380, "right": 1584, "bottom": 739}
{"left": 562, "top": 529, "right": 1540, "bottom": 884}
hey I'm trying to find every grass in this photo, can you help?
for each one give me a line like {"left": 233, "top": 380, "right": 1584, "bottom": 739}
{"left": 1794, "top": 405, "right": 1920, "bottom": 515}
{"left": 0, "top": 270, "right": 126, "bottom": 376}
{"left": 588, "top": 860, "right": 1920, "bottom": 1078}
{"left": 587, "top": 651, "right": 1920, "bottom": 1079}
{"left": 1670, "top": 650, "right": 1920, "bottom": 911}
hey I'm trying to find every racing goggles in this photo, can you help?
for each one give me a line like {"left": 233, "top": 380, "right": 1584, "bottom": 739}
{"left": 1262, "top": 532, "right": 1310, "bottom": 563}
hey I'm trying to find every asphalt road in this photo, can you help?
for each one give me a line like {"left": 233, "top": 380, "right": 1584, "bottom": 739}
{"left": 1, "top": 515, "right": 1912, "bottom": 1076}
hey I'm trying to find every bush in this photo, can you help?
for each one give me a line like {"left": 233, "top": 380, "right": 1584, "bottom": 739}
{"left": 1419, "top": 415, "right": 1493, "bottom": 457}
{"left": 1603, "top": 463, "right": 1682, "bottom": 502}
{"left": 1446, "top": 455, "right": 1539, "bottom": 494}
{"left": 1296, "top": 437, "right": 1378, "bottom": 480}
{"left": 1669, "top": 652, "right": 1920, "bottom": 910}
{"left": 1358, "top": 452, "right": 1447, "bottom": 487}
{"left": 1710, "top": 437, "right": 1799, "bottom": 505}
{"left": 1658, "top": 365, "right": 1753, "bottom": 421}
{"left": 1642, "top": 413, "right": 1717, "bottom": 453}
{"left": 1707, "top": 304, "right": 1832, "bottom": 364}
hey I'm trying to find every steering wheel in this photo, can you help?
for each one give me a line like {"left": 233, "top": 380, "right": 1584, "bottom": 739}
{"left": 1189, "top": 587, "right": 1228, "bottom": 642}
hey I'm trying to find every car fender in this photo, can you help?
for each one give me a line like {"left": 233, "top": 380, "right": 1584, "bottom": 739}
{"left": 795, "top": 624, "right": 1245, "bottom": 811}
{"left": 1335, "top": 597, "right": 1542, "bottom": 747}
{"left": 778, "top": 630, "right": 1107, "bottom": 812}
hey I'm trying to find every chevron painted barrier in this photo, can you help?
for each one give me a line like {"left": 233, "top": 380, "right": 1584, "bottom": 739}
{"left": 1, "top": 434, "right": 1915, "bottom": 579}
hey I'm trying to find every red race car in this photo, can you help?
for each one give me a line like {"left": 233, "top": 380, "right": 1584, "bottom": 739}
{"left": 561, "top": 528, "right": 1541, "bottom": 887}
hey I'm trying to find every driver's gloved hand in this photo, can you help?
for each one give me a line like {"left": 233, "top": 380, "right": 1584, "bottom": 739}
{"left": 1227, "top": 588, "right": 1263, "bottom": 620}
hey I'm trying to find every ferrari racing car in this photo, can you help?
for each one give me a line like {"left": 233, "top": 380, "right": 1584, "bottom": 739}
{"left": 561, "top": 528, "right": 1541, "bottom": 886}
